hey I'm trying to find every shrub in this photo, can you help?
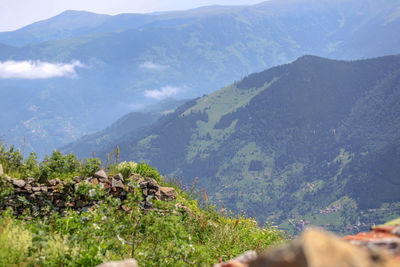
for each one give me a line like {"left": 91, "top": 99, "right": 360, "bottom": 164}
{"left": 135, "top": 161, "right": 162, "bottom": 182}
{"left": 39, "top": 151, "right": 80, "bottom": 182}
{"left": 80, "top": 158, "right": 101, "bottom": 177}
{"left": 0, "top": 216, "right": 32, "bottom": 266}
{"left": 117, "top": 161, "right": 138, "bottom": 178}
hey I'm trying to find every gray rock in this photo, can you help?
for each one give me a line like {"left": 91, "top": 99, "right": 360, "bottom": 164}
{"left": 12, "top": 179, "right": 26, "bottom": 188}
{"left": 56, "top": 200, "right": 65, "bottom": 207}
{"left": 73, "top": 176, "right": 83, "bottom": 183}
{"left": 96, "top": 259, "right": 138, "bottom": 267}
{"left": 112, "top": 178, "right": 124, "bottom": 189}
{"left": 94, "top": 170, "right": 108, "bottom": 180}
{"left": 142, "top": 188, "right": 148, "bottom": 196}
{"left": 24, "top": 184, "right": 32, "bottom": 192}
{"left": 32, "top": 187, "right": 41, "bottom": 192}
{"left": 113, "top": 173, "right": 124, "bottom": 181}
{"left": 76, "top": 200, "right": 86, "bottom": 208}
{"left": 145, "top": 177, "right": 159, "bottom": 190}
{"left": 26, "top": 177, "right": 35, "bottom": 184}
{"left": 47, "top": 178, "right": 60, "bottom": 186}
{"left": 214, "top": 251, "right": 257, "bottom": 267}
{"left": 159, "top": 187, "right": 178, "bottom": 200}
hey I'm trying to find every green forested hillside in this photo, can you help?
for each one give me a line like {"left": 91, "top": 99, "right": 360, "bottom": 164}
{"left": 90, "top": 55, "right": 400, "bottom": 234}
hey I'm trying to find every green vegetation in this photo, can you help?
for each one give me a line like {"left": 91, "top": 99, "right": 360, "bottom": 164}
{"left": 0, "top": 144, "right": 285, "bottom": 266}
{"left": 92, "top": 55, "right": 400, "bottom": 235}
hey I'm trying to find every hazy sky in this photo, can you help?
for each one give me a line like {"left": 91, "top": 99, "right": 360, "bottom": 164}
{"left": 0, "top": 0, "right": 264, "bottom": 32}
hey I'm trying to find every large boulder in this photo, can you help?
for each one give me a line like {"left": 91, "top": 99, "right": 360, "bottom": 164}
{"left": 12, "top": 179, "right": 26, "bottom": 188}
{"left": 159, "top": 187, "right": 178, "bottom": 201}
{"left": 96, "top": 259, "right": 138, "bottom": 267}
{"left": 248, "top": 229, "right": 395, "bottom": 267}
{"left": 94, "top": 170, "right": 108, "bottom": 180}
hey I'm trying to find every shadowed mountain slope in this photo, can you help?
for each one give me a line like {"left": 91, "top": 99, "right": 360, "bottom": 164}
{"left": 83, "top": 54, "right": 400, "bottom": 234}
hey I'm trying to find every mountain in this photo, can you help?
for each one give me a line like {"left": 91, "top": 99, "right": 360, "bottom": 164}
{"left": 1, "top": 0, "right": 400, "bottom": 157}
{"left": 0, "top": 10, "right": 111, "bottom": 47}
{"left": 78, "top": 54, "right": 400, "bottom": 234}
{"left": 61, "top": 98, "right": 188, "bottom": 159}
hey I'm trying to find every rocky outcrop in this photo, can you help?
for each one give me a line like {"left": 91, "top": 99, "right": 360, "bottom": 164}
{"left": 217, "top": 226, "right": 400, "bottom": 267}
{"left": 94, "top": 170, "right": 108, "bottom": 180}
{"left": 160, "top": 187, "right": 178, "bottom": 201}
{"left": 0, "top": 171, "right": 178, "bottom": 217}
{"left": 344, "top": 224, "right": 400, "bottom": 262}
{"left": 96, "top": 259, "right": 138, "bottom": 267}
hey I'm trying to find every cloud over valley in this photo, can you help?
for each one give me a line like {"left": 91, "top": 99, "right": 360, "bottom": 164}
{"left": 145, "top": 86, "right": 181, "bottom": 100}
{"left": 0, "top": 60, "right": 85, "bottom": 79}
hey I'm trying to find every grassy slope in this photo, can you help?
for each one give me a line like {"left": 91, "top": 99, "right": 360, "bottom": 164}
{"left": 0, "top": 146, "right": 285, "bottom": 266}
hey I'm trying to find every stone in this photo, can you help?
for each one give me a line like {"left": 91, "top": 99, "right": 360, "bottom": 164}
{"left": 175, "top": 203, "right": 193, "bottom": 217}
{"left": 94, "top": 170, "right": 108, "bottom": 180}
{"left": 121, "top": 205, "right": 131, "bottom": 212}
{"left": 73, "top": 176, "right": 83, "bottom": 183}
{"left": 91, "top": 178, "right": 99, "bottom": 185}
{"left": 130, "top": 173, "right": 144, "bottom": 182}
{"left": 56, "top": 199, "right": 66, "bottom": 207}
{"left": 12, "top": 179, "right": 26, "bottom": 188}
{"left": 96, "top": 259, "right": 138, "bottom": 267}
{"left": 249, "top": 229, "right": 380, "bottom": 267}
{"left": 112, "top": 178, "right": 124, "bottom": 189}
{"left": 234, "top": 251, "right": 258, "bottom": 263}
{"left": 393, "top": 226, "right": 400, "bottom": 236}
{"left": 144, "top": 201, "right": 153, "bottom": 209}
{"left": 24, "top": 184, "right": 32, "bottom": 192}
{"left": 139, "top": 182, "right": 147, "bottom": 189}
{"left": 26, "top": 177, "right": 35, "bottom": 184}
{"left": 32, "top": 186, "right": 41, "bottom": 192}
{"left": 40, "top": 186, "right": 48, "bottom": 193}
{"left": 160, "top": 187, "right": 177, "bottom": 200}
{"left": 47, "top": 179, "right": 60, "bottom": 186}
{"left": 142, "top": 188, "right": 148, "bottom": 196}
{"left": 113, "top": 173, "right": 124, "bottom": 181}
{"left": 0, "top": 163, "right": 3, "bottom": 176}
{"left": 75, "top": 200, "right": 86, "bottom": 208}
{"left": 145, "top": 177, "right": 159, "bottom": 190}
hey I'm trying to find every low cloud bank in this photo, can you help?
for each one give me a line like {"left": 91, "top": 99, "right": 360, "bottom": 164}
{"left": 145, "top": 86, "right": 181, "bottom": 100}
{"left": 139, "top": 61, "right": 169, "bottom": 70}
{"left": 0, "top": 60, "right": 85, "bottom": 79}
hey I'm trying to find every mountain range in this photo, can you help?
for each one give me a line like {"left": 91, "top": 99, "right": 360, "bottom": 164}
{"left": 63, "top": 54, "right": 400, "bottom": 234}
{"left": 1, "top": 0, "right": 400, "bottom": 156}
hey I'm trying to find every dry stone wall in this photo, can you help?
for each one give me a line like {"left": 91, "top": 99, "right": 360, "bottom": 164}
{"left": 0, "top": 170, "right": 177, "bottom": 217}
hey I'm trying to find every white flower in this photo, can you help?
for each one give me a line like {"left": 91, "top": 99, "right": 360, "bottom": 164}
{"left": 89, "top": 189, "right": 96, "bottom": 197}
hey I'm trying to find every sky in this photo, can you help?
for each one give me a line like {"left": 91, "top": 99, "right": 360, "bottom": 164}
{"left": 0, "top": 0, "right": 264, "bottom": 32}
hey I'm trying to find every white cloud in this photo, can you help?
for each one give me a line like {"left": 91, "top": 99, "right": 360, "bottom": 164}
{"left": 139, "top": 61, "right": 169, "bottom": 70}
{"left": 0, "top": 60, "right": 85, "bottom": 79}
{"left": 145, "top": 86, "right": 181, "bottom": 100}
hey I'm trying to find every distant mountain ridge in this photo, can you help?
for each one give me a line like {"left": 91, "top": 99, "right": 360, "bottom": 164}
{"left": 1, "top": 0, "right": 400, "bottom": 157}
{"left": 70, "top": 54, "right": 400, "bottom": 234}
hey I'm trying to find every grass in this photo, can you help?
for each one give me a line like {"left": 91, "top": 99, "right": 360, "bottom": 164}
{"left": 0, "top": 144, "right": 286, "bottom": 266}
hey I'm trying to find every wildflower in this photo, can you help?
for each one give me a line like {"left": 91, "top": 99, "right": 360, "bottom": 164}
{"left": 89, "top": 189, "right": 96, "bottom": 197}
